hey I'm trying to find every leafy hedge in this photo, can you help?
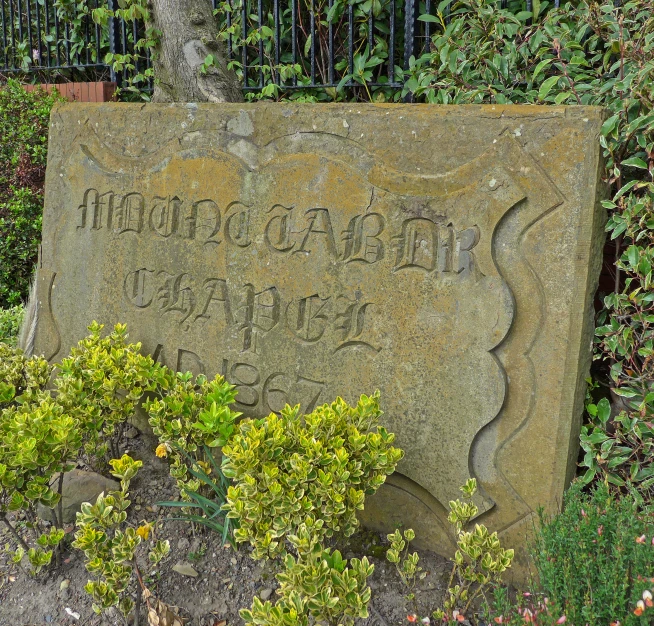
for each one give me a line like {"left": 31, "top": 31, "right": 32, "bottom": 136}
{"left": 0, "top": 305, "right": 24, "bottom": 346}
{"left": 0, "top": 79, "right": 62, "bottom": 308}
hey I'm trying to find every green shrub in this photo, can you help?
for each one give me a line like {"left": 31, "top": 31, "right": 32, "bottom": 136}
{"left": 0, "top": 305, "right": 23, "bottom": 346}
{"left": 73, "top": 454, "right": 171, "bottom": 621}
{"left": 241, "top": 524, "right": 375, "bottom": 626}
{"left": 222, "top": 391, "right": 403, "bottom": 559}
{"left": 433, "top": 479, "right": 514, "bottom": 625}
{"left": 55, "top": 321, "right": 160, "bottom": 462}
{"left": 0, "top": 80, "right": 62, "bottom": 307}
{"left": 0, "top": 342, "right": 51, "bottom": 408}
{"left": 0, "top": 396, "right": 80, "bottom": 572}
{"left": 386, "top": 528, "right": 421, "bottom": 591}
{"left": 535, "top": 482, "right": 654, "bottom": 625}
{"left": 488, "top": 481, "right": 654, "bottom": 625}
{"left": 145, "top": 369, "right": 240, "bottom": 499}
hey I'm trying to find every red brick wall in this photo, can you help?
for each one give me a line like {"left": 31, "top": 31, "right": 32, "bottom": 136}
{"left": 23, "top": 81, "right": 116, "bottom": 102}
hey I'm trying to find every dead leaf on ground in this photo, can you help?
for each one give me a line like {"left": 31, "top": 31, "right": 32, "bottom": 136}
{"left": 147, "top": 597, "right": 185, "bottom": 626}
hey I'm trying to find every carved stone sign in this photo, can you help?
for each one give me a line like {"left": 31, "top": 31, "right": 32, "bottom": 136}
{"left": 35, "top": 103, "right": 605, "bottom": 565}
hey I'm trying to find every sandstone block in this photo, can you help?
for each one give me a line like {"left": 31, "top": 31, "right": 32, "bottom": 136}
{"left": 35, "top": 103, "right": 606, "bottom": 565}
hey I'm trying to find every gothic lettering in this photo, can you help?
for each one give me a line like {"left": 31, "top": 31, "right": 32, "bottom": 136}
{"left": 187, "top": 199, "right": 221, "bottom": 244}
{"left": 264, "top": 204, "right": 296, "bottom": 253}
{"left": 238, "top": 285, "right": 280, "bottom": 353}
{"left": 230, "top": 362, "right": 260, "bottom": 406}
{"left": 297, "top": 209, "right": 337, "bottom": 258}
{"left": 393, "top": 217, "right": 439, "bottom": 272}
{"left": 157, "top": 272, "right": 196, "bottom": 325}
{"left": 458, "top": 226, "right": 480, "bottom": 276}
{"left": 78, "top": 188, "right": 114, "bottom": 230}
{"left": 176, "top": 349, "right": 205, "bottom": 376}
{"left": 114, "top": 193, "right": 145, "bottom": 234}
{"left": 195, "top": 278, "right": 232, "bottom": 324}
{"left": 342, "top": 213, "right": 385, "bottom": 264}
{"left": 149, "top": 195, "right": 182, "bottom": 238}
{"left": 287, "top": 294, "right": 331, "bottom": 342}
{"left": 333, "top": 297, "right": 380, "bottom": 353}
{"left": 225, "top": 202, "right": 252, "bottom": 248}
{"left": 123, "top": 267, "right": 155, "bottom": 308}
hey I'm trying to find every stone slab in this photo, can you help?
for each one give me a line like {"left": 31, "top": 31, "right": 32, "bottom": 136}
{"left": 35, "top": 103, "right": 606, "bottom": 564}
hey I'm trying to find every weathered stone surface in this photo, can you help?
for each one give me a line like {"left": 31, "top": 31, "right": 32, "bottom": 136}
{"left": 37, "top": 469, "right": 119, "bottom": 524}
{"left": 35, "top": 103, "right": 605, "bottom": 566}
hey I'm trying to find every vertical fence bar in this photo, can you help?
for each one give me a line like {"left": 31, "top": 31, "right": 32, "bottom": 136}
{"left": 368, "top": 10, "right": 373, "bottom": 54}
{"left": 9, "top": 0, "right": 16, "bottom": 68}
{"left": 403, "top": 0, "right": 415, "bottom": 70}
{"left": 1, "top": 0, "right": 8, "bottom": 68}
{"left": 16, "top": 0, "right": 24, "bottom": 46}
{"left": 132, "top": 18, "right": 138, "bottom": 81}
{"left": 273, "top": 0, "right": 280, "bottom": 84}
{"left": 258, "top": 0, "right": 264, "bottom": 88}
{"left": 241, "top": 0, "right": 248, "bottom": 87}
{"left": 226, "top": 0, "right": 233, "bottom": 60}
{"left": 327, "top": 0, "right": 334, "bottom": 85}
{"left": 526, "top": 0, "right": 532, "bottom": 24}
{"left": 424, "top": 0, "right": 431, "bottom": 54}
{"left": 53, "top": 0, "right": 61, "bottom": 68}
{"left": 85, "top": 8, "right": 91, "bottom": 65}
{"left": 291, "top": 0, "right": 297, "bottom": 85}
{"left": 388, "top": 0, "right": 395, "bottom": 84}
{"left": 120, "top": 14, "right": 127, "bottom": 83}
{"left": 44, "top": 0, "right": 51, "bottom": 68}
{"left": 94, "top": 0, "right": 101, "bottom": 64}
{"left": 35, "top": 0, "right": 44, "bottom": 67}
{"left": 107, "top": 0, "right": 121, "bottom": 85}
{"left": 64, "top": 20, "right": 71, "bottom": 66}
{"left": 348, "top": 1, "right": 353, "bottom": 85}
{"left": 25, "top": 0, "right": 33, "bottom": 66}
{"left": 310, "top": 0, "right": 316, "bottom": 85}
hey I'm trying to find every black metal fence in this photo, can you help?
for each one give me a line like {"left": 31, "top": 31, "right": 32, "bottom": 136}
{"left": 1, "top": 0, "right": 554, "bottom": 95}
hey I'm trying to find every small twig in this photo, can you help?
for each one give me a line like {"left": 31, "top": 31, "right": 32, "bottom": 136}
{"left": 134, "top": 580, "right": 142, "bottom": 626}
{"left": 2, "top": 513, "right": 30, "bottom": 551}
{"left": 57, "top": 472, "right": 65, "bottom": 521}
{"left": 132, "top": 559, "right": 151, "bottom": 626}
{"left": 554, "top": 40, "right": 582, "bottom": 105}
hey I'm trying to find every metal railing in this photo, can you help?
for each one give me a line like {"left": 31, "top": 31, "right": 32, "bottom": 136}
{"left": 1, "top": 0, "right": 556, "bottom": 95}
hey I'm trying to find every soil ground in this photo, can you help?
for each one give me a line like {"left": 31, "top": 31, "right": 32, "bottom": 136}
{"left": 0, "top": 428, "right": 453, "bottom": 626}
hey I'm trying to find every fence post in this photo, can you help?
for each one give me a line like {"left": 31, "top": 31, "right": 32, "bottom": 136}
{"left": 403, "top": 0, "right": 417, "bottom": 102}
{"left": 107, "top": 0, "right": 122, "bottom": 86}
{"left": 403, "top": 0, "right": 416, "bottom": 72}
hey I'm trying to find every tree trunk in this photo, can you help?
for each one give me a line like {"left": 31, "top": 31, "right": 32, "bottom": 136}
{"left": 149, "top": 0, "right": 243, "bottom": 103}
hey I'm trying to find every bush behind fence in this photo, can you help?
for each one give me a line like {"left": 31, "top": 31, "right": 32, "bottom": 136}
{"left": 1, "top": 0, "right": 561, "bottom": 99}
